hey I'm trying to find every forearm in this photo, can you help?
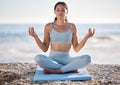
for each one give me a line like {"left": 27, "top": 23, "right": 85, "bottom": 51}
{"left": 75, "top": 35, "right": 89, "bottom": 52}
{"left": 33, "top": 35, "right": 48, "bottom": 52}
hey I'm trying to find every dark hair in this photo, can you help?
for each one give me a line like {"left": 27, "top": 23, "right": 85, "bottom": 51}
{"left": 54, "top": 2, "right": 68, "bottom": 22}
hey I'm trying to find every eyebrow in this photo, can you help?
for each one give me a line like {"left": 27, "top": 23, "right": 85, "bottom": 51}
{"left": 56, "top": 8, "right": 65, "bottom": 10}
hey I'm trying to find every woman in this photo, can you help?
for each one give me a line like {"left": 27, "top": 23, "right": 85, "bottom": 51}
{"left": 28, "top": 2, "right": 95, "bottom": 74}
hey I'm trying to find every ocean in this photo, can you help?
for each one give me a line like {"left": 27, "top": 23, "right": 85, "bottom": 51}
{"left": 0, "top": 23, "right": 120, "bottom": 64}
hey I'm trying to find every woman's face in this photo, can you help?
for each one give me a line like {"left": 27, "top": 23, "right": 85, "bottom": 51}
{"left": 54, "top": 4, "right": 68, "bottom": 18}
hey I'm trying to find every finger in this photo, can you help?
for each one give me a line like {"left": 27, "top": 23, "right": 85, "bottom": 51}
{"left": 29, "top": 27, "right": 33, "bottom": 35}
{"left": 88, "top": 28, "right": 91, "bottom": 31}
{"left": 92, "top": 29, "right": 95, "bottom": 36}
{"left": 28, "top": 27, "right": 31, "bottom": 34}
{"left": 31, "top": 27, "right": 34, "bottom": 32}
{"left": 93, "top": 29, "right": 95, "bottom": 34}
{"left": 88, "top": 28, "right": 91, "bottom": 34}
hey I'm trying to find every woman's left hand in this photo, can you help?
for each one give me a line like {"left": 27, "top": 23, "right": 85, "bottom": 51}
{"left": 86, "top": 28, "right": 95, "bottom": 38}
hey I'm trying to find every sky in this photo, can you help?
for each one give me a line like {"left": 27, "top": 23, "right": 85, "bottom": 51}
{"left": 0, "top": 0, "right": 120, "bottom": 24}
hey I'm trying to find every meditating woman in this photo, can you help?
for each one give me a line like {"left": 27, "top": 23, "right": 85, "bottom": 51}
{"left": 28, "top": 2, "right": 95, "bottom": 74}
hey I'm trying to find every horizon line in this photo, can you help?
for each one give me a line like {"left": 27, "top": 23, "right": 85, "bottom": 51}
{"left": 0, "top": 22, "right": 120, "bottom": 24}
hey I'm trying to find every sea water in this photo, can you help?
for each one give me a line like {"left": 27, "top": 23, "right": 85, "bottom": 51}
{"left": 0, "top": 23, "right": 120, "bottom": 64}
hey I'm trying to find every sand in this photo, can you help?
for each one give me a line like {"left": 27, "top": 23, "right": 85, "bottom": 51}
{"left": 0, "top": 63, "right": 120, "bottom": 85}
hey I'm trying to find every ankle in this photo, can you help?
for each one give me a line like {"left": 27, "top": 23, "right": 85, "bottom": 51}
{"left": 55, "top": 69, "right": 62, "bottom": 74}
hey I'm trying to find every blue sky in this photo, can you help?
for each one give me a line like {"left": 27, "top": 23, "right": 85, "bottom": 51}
{"left": 0, "top": 0, "right": 120, "bottom": 23}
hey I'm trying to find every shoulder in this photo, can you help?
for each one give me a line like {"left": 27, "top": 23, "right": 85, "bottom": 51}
{"left": 45, "top": 22, "right": 53, "bottom": 29}
{"left": 68, "top": 22, "right": 76, "bottom": 27}
{"left": 44, "top": 22, "right": 53, "bottom": 33}
{"left": 68, "top": 22, "right": 77, "bottom": 33}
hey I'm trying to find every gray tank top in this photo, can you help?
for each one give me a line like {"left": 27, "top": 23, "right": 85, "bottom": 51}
{"left": 50, "top": 23, "right": 72, "bottom": 44}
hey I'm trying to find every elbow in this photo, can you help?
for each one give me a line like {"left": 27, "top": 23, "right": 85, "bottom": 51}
{"left": 74, "top": 49, "right": 79, "bottom": 52}
{"left": 41, "top": 46, "right": 48, "bottom": 52}
{"left": 40, "top": 45, "right": 49, "bottom": 52}
{"left": 42, "top": 49, "right": 48, "bottom": 52}
{"left": 74, "top": 48, "right": 80, "bottom": 52}
{"left": 73, "top": 46, "right": 79, "bottom": 52}
{"left": 74, "top": 46, "right": 82, "bottom": 52}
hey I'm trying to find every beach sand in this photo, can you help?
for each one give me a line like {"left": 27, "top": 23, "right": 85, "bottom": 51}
{"left": 0, "top": 63, "right": 120, "bottom": 85}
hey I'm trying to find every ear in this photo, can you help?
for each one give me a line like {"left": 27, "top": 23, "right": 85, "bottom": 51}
{"left": 66, "top": 11, "right": 68, "bottom": 14}
{"left": 66, "top": 10, "right": 68, "bottom": 14}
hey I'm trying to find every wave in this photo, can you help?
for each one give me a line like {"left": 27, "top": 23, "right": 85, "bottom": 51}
{"left": 95, "top": 36, "right": 112, "bottom": 40}
{"left": 94, "top": 36, "right": 120, "bottom": 41}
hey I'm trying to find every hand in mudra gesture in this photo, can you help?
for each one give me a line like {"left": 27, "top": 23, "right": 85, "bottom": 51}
{"left": 86, "top": 28, "right": 95, "bottom": 38}
{"left": 28, "top": 27, "right": 37, "bottom": 37}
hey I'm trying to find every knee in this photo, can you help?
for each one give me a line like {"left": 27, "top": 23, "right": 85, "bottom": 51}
{"left": 83, "top": 55, "right": 91, "bottom": 63}
{"left": 34, "top": 54, "right": 45, "bottom": 63}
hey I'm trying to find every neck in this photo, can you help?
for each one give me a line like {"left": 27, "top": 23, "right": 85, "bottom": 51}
{"left": 55, "top": 21, "right": 66, "bottom": 26}
{"left": 55, "top": 18, "right": 66, "bottom": 26}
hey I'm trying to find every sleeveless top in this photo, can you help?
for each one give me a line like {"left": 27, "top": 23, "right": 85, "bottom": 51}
{"left": 50, "top": 23, "right": 72, "bottom": 44}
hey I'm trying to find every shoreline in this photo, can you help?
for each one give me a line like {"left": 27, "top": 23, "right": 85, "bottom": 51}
{"left": 0, "top": 63, "right": 120, "bottom": 85}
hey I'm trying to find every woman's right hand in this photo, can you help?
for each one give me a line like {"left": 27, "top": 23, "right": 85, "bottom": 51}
{"left": 28, "top": 27, "right": 37, "bottom": 37}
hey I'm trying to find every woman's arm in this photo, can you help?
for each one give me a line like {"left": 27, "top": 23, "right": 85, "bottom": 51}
{"left": 72, "top": 24, "right": 95, "bottom": 52}
{"left": 28, "top": 24, "right": 50, "bottom": 52}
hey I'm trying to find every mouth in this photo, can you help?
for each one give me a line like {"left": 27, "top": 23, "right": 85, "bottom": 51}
{"left": 58, "top": 14, "right": 64, "bottom": 17}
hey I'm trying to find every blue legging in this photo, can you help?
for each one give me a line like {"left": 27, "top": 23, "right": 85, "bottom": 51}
{"left": 35, "top": 50, "right": 91, "bottom": 73}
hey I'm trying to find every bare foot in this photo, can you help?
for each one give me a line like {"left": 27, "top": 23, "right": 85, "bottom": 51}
{"left": 43, "top": 68, "right": 61, "bottom": 74}
{"left": 71, "top": 70, "right": 80, "bottom": 73}
{"left": 44, "top": 68, "right": 80, "bottom": 74}
{"left": 65, "top": 70, "right": 80, "bottom": 73}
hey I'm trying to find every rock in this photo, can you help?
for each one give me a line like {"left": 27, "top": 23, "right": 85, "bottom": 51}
{"left": 0, "top": 63, "right": 120, "bottom": 85}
